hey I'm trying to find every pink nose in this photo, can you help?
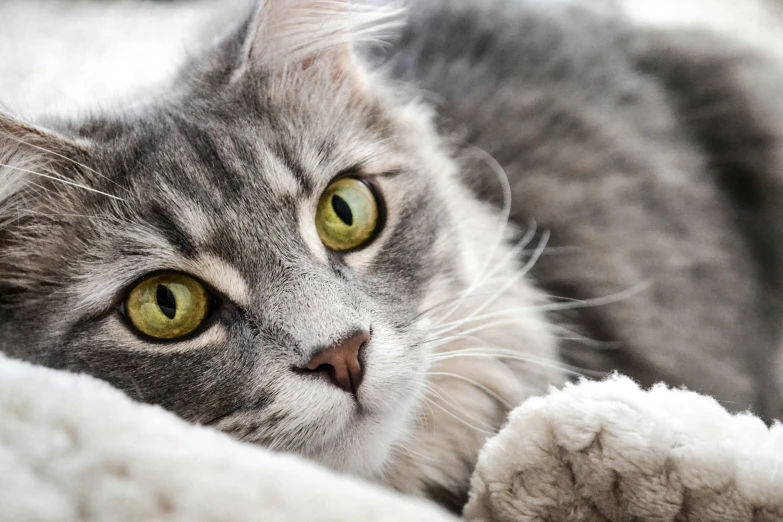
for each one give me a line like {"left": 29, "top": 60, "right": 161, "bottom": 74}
{"left": 305, "top": 331, "right": 369, "bottom": 396}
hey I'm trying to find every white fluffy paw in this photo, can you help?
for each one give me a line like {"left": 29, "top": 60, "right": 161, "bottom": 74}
{"left": 464, "top": 375, "right": 783, "bottom": 522}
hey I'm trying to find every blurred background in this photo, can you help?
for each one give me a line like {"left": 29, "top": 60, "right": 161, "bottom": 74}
{"left": 0, "top": 0, "right": 781, "bottom": 118}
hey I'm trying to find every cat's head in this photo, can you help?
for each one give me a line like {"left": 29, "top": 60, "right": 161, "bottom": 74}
{"left": 0, "top": 0, "right": 556, "bottom": 478}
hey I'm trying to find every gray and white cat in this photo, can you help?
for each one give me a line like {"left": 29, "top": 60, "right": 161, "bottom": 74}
{"left": 1, "top": 0, "right": 782, "bottom": 514}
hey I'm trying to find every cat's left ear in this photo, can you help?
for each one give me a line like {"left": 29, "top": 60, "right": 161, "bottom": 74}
{"left": 0, "top": 112, "right": 96, "bottom": 216}
{"left": 238, "top": 0, "right": 398, "bottom": 88}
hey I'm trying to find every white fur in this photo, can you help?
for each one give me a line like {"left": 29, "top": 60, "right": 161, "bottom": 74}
{"left": 184, "top": 254, "right": 252, "bottom": 307}
{"left": 241, "top": 0, "right": 403, "bottom": 70}
{"left": 0, "top": 153, "right": 37, "bottom": 228}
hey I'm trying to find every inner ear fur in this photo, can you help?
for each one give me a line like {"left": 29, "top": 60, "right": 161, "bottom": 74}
{"left": 236, "top": 0, "right": 400, "bottom": 90}
{"left": 0, "top": 112, "right": 95, "bottom": 225}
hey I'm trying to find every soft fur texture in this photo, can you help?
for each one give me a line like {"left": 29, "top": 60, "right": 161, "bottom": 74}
{"left": 2, "top": 0, "right": 783, "bottom": 517}
{"left": 0, "top": 0, "right": 565, "bottom": 509}
{"left": 3, "top": 354, "right": 781, "bottom": 522}
{"left": 466, "top": 376, "right": 783, "bottom": 522}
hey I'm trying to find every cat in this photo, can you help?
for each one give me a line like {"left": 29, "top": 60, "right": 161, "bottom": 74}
{"left": 1, "top": 0, "right": 782, "bottom": 514}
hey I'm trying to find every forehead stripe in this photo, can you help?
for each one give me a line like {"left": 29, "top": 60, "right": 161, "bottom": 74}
{"left": 170, "top": 114, "right": 245, "bottom": 198}
{"left": 147, "top": 202, "right": 198, "bottom": 258}
{"left": 272, "top": 144, "right": 313, "bottom": 195}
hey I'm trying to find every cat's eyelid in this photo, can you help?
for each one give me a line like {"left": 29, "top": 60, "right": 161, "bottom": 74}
{"left": 330, "top": 165, "right": 402, "bottom": 182}
{"left": 180, "top": 255, "right": 251, "bottom": 308}
{"left": 370, "top": 169, "right": 404, "bottom": 179}
{"left": 79, "top": 255, "right": 251, "bottom": 319}
{"left": 360, "top": 169, "right": 404, "bottom": 180}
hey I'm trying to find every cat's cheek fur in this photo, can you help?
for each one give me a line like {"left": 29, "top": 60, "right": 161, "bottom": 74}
{"left": 369, "top": 126, "right": 566, "bottom": 501}
{"left": 296, "top": 203, "right": 330, "bottom": 266}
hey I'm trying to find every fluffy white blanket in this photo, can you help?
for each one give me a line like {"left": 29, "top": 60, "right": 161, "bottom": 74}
{"left": 2, "top": 354, "right": 780, "bottom": 522}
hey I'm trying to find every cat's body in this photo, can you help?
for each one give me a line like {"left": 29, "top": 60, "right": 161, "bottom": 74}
{"left": 381, "top": 0, "right": 783, "bottom": 415}
{"left": 378, "top": 0, "right": 783, "bottom": 505}
{"left": 1, "top": 0, "right": 782, "bottom": 514}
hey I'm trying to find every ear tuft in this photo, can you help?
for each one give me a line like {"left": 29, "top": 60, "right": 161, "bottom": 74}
{"left": 0, "top": 112, "right": 94, "bottom": 228}
{"left": 242, "top": 0, "right": 403, "bottom": 71}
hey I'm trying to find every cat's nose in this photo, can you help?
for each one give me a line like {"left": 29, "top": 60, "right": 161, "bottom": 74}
{"left": 304, "top": 331, "right": 369, "bottom": 397}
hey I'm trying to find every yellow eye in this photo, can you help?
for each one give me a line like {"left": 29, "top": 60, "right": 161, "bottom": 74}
{"left": 316, "top": 177, "right": 380, "bottom": 251}
{"left": 124, "top": 273, "right": 211, "bottom": 340}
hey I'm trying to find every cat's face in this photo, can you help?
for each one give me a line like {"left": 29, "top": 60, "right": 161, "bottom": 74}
{"left": 0, "top": 0, "right": 473, "bottom": 476}
{"left": 0, "top": 0, "right": 559, "bottom": 480}
{"left": 63, "top": 109, "right": 448, "bottom": 476}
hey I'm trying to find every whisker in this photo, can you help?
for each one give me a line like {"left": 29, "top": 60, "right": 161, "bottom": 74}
{"left": 423, "top": 317, "right": 538, "bottom": 346}
{"left": 391, "top": 443, "right": 439, "bottom": 465}
{"left": 427, "top": 281, "right": 649, "bottom": 341}
{"left": 420, "top": 396, "right": 496, "bottom": 436}
{"left": 414, "top": 390, "right": 438, "bottom": 429}
{"left": 427, "top": 371, "right": 514, "bottom": 409}
{"left": 0, "top": 163, "right": 124, "bottom": 201}
{"left": 425, "top": 333, "right": 492, "bottom": 351}
{"left": 0, "top": 127, "right": 124, "bottom": 192}
{"left": 427, "top": 349, "right": 604, "bottom": 378}
{"left": 552, "top": 324, "right": 622, "bottom": 350}
{"left": 520, "top": 245, "right": 585, "bottom": 256}
{"left": 15, "top": 208, "right": 128, "bottom": 226}
{"left": 411, "top": 288, "right": 529, "bottom": 326}
{"left": 465, "top": 144, "right": 513, "bottom": 287}
{"left": 400, "top": 378, "right": 498, "bottom": 433}
{"left": 425, "top": 382, "right": 499, "bottom": 429}
{"left": 429, "top": 228, "right": 550, "bottom": 341}
{"left": 429, "top": 220, "right": 539, "bottom": 327}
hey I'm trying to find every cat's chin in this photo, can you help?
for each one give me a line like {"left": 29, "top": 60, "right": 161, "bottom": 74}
{"left": 305, "top": 372, "right": 425, "bottom": 478}
{"left": 310, "top": 408, "right": 416, "bottom": 478}
{"left": 305, "top": 331, "right": 429, "bottom": 477}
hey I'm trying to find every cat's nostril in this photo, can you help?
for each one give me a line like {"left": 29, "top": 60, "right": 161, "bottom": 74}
{"left": 303, "top": 331, "right": 369, "bottom": 397}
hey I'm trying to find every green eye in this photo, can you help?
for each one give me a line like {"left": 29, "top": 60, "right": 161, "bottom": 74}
{"left": 125, "top": 273, "right": 211, "bottom": 340}
{"left": 316, "top": 177, "right": 380, "bottom": 251}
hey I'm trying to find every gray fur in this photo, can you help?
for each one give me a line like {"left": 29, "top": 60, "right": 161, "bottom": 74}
{"left": 1, "top": 0, "right": 782, "bottom": 514}
{"left": 374, "top": 0, "right": 783, "bottom": 416}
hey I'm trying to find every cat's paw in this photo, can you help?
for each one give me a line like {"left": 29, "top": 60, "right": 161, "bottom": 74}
{"left": 464, "top": 375, "right": 783, "bottom": 522}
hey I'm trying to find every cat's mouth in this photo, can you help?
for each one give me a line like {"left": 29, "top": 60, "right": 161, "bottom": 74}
{"left": 292, "top": 367, "right": 370, "bottom": 415}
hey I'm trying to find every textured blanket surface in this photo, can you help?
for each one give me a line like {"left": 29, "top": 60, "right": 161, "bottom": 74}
{"left": 3, "top": 353, "right": 781, "bottom": 522}
{"left": 0, "top": 355, "right": 457, "bottom": 522}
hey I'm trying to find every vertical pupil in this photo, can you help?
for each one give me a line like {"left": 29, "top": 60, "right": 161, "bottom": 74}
{"left": 156, "top": 284, "right": 177, "bottom": 320}
{"left": 332, "top": 195, "right": 353, "bottom": 226}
